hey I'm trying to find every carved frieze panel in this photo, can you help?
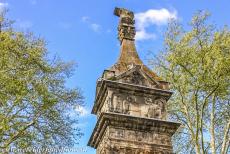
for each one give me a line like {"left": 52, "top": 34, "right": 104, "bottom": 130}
{"left": 96, "top": 126, "right": 173, "bottom": 154}
{"left": 103, "top": 92, "right": 167, "bottom": 120}
{"left": 109, "top": 94, "right": 134, "bottom": 115}
{"left": 109, "top": 127, "right": 171, "bottom": 146}
{"left": 102, "top": 148, "right": 172, "bottom": 154}
{"left": 145, "top": 98, "right": 166, "bottom": 119}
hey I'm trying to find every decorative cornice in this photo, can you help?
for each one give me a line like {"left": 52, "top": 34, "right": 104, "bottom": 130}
{"left": 88, "top": 112, "right": 181, "bottom": 148}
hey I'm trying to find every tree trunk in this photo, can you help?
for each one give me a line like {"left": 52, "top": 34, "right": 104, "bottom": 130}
{"left": 195, "top": 142, "right": 201, "bottom": 154}
{"left": 221, "top": 120, "right": 230, "bottom": 154}
{"left": 210, "top": 95, "right": 216, "bottom": 154}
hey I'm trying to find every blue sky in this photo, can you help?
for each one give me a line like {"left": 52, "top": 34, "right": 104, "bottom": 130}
{"left": 1, "top": 0, "right": 230, "bottom": 153}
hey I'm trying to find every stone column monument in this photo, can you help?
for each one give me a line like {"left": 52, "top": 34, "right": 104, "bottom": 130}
{"left": 88, "top": 7, "right": 180, "bottom": 154}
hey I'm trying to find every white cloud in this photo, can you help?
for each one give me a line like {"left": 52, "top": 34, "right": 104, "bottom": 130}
{"left": 81, "top": 16, "right": 101, "bottom": 33}
{"left": 136, "top": 29, "right": 156, "bottom": 41}
{"left": 135, "top": 8, "right": 177, "bottom": 27}
{"left": 0, "top": 2, "right": 8, "bottom": 13}
{"left": 135, "top": 8, "right": 177, "bottom": 41}
{"left": 75, "top": 105, "right": 89, "bottom": 117}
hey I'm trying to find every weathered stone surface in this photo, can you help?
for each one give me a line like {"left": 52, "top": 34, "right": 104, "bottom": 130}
{"left": 88, "top": 7, "right": 180, "bottom": 154}
{"left": 94, "top": 80, "right": 170, "bottom": 120}
{"left": 88, "top": 112, "right": 180, "bottom": 153}
{"left": 92, "top": 79, "right": 172, "bottom": 117}
{"left": 114, "top": 7, "right": 135, "bottom": 42}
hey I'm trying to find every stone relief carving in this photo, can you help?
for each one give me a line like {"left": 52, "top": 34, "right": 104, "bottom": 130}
{"left": 123, "top": 98, "right": 130, "bottom": 114}
{"left": 127, "top": 130, "right": 135, "bottom": 140}
{"left": 100, "top": 146, "right": 172, "bottom": 154}
{"left": 131, "top": 71, "right": 144, "bottom": 85}
{"left": 144, "top": 97, "right": 154, "bottom": 104}
{"left": 117, "top": 69, "right": 159, "bottom": 88}
{"left": 114, "top": 7, "right": 136, "bottom": 42}
{"left": 117, "top": 129, "right": 125, "bottom": 138}
{"left": 109, "top": 128, "right": 171, "bottom": 146}
{"left": 146, "top": 103, "right": 161, "bottom": 118}
{"left": 106, "top": 93, "right": 166, "bottom": 120}
{"left": 115, "top": 95, "right": 123, "bottom": 113}
{"left": 109, "top": 94, "right": 133, "bottom": 114}
{"left": 155, "top": 98, "right": 166, "bottom": 110}
{"left": 145, "top": 98, "right": 166, "bottom": 119}
{"left": 121, "top": 71, "right": 145, "bottom": 86}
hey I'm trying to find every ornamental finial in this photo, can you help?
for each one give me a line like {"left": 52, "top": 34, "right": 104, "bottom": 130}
{"left": 114, "top": 7, "right": 136, "bottom": 43}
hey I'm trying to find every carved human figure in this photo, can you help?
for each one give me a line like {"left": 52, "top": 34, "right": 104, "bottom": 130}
{"left": 132, "top": 72, "right": 144, "bottom": 85}
{"left": 154, "top": 105, "right": 162, "bottom": 119}
{"left": 144, "top": 97, "right": 153, "bottom": 105}
{"left": 145, "top": 132, "right": 151, "bottom": 142}
{"left": 146, "top": 98, "right": 166, "bottom": 119}
{"left": 107, "top": 97, "right": 113, "bottom": 112}
{"left": 123, "top": 97, "right": 131, "bottom": 114}
{"left": 109, "top": 128, "right": 116, "bottom": 138}
{"left": 147, "top": 103, "right": 158, "bottom": 118}
{"left": 127, "top": 130, "right": 135, "bottom": 140}
{"left": 136, "top": 131, "right": 143, "bottom": 141}
{"left": 116, "top": 130, "right": 124, "bottom": 138}
{"left": 114, "top": 95, "right": 123, "bottom": 113}
{"left": 155, "top": 98, "right": 166, "bottom": 118}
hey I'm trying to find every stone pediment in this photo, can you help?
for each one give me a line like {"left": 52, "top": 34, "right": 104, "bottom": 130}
{"left": 114, "top": 65, "right": 160, "bottom": 88}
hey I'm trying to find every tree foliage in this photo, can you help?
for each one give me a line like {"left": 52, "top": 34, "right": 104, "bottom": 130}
{"left": 0, "top": 12, "right": 83, "bottom": 151}
{"left": 150, "top": 11, "right": 230, "bottom": 154}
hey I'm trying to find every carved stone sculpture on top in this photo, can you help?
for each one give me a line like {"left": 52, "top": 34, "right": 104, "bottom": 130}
{"left": 114, "top": 7, "right": 136, "bottom": 43}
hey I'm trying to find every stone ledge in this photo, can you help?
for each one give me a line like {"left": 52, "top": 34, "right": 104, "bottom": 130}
{"left": 88, "top": 112, "right": 181, "bottom": 148}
